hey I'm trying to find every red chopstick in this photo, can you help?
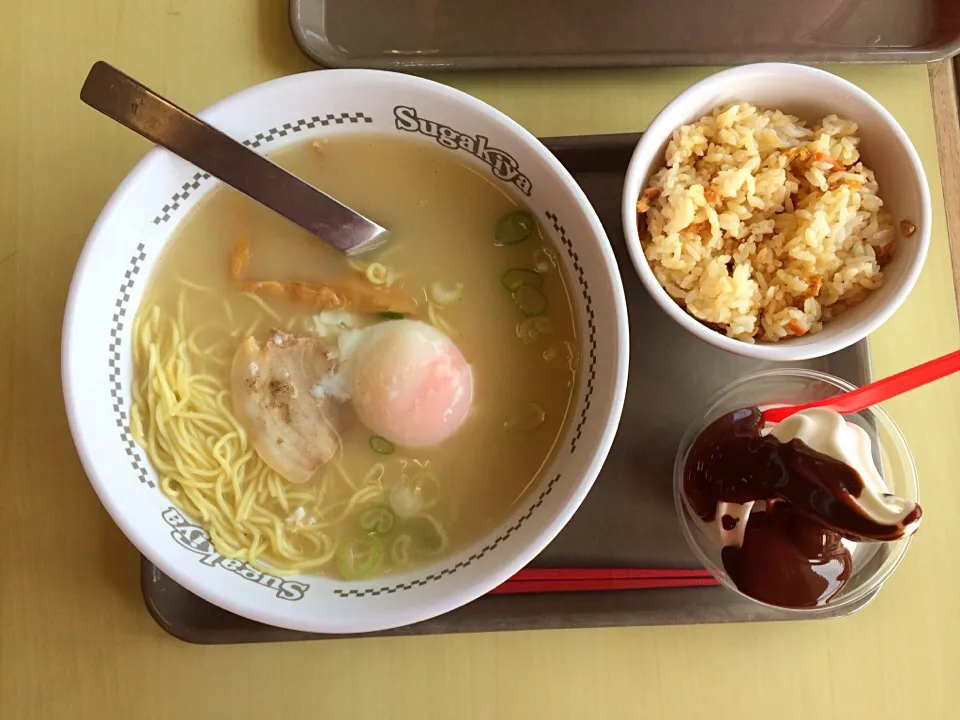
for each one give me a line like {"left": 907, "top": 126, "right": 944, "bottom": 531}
{"left": 490, "top": 576, "right": 719, "bottom": 595}
{"left": 486, "top": 567, "right": 720, "bottom": 595}
{"left": 508, "top": 567, "right": 715, "bottom": 582}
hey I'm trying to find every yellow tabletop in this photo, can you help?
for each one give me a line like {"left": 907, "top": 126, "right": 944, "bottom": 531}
{"left": 2, "top": 2, "right": 958, "bottom": 718}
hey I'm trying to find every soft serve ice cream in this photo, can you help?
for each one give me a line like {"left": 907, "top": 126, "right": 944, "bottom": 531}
{"left": 767, "top": 408, "right": 919, "bottom": 533}
{"left": 683, "top": 406, "right": 921, "bottom": 608}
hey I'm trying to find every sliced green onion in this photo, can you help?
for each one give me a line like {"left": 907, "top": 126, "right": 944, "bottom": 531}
{"left": 369, "top": 435, "right": 395, "bottom": 454}
{"left": 501, "top": 268, "right": 543, "bottom": 292}
{"left": 337, "top": 533, "right": 383, "bottom": 580}
{"left": 504, "top": 401, "right": 547, "bottom": 433}
{"left": 495, "top": 210, "right": 536, "bottom": 245}
{"left": 365, "top": 262, "right": 390, "bottom": 286}
{"left": 516, "top": 316, "right": 554, "bottom": 344}
{"left": 407, "top": 517, "right": 447, "bottom": 554}
{"left": 376, "top": 311, "right": 405, "bottom": 320}
{"left": 389, "top": 471, "right": 440, "bottom": 517}
{"left": 516, "top": 321, "right": 538, "bottom": 344}
{"left": 391, "top": 534, "right": 413, "bottom": 565}
{"left": 513, "top": 285, "right": 548, "bottom": 316}
{"left": 346, "top": 258, "right": 368, "bottom": 273}
{"left": 360, "top": 507, "right": 395, "bottom": 534}
{"left": 316, "top": 309, "right": 365, "bottom": 332}
{"left": 532, "top": 317, "right": 553, "bottom": 333}
{"left": 429, "top": 281, "right": 463, "bottom": 306}
{"left": 533, "top": 247, "right": 557, "bottom": 274}
{"left": 390, "top": 480, "right": 424, "bottom": 518}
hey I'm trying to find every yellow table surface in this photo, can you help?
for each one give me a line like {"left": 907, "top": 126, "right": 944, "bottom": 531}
{"left": 2, "top": 2, "right": 959, "bottom": 718}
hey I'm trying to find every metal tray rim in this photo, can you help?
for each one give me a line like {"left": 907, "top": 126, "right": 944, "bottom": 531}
{"left": 139, "top": 131, "right": 880, "bottom": 644}
{"left": 289, "top": 0, "right": 960, "bottom": 72}
{"left": 139, "top": 556, "right": 884, "bottom": 644}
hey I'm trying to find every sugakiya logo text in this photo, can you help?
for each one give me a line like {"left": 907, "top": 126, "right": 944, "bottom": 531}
{"left": 162, "top": 507, "right": 309, "bottom": 601}
{"left": 393, "top": 106, "right": 532, "bottom": 196}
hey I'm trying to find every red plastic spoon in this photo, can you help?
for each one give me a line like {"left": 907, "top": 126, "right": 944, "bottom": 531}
{"left": 762, "top": 349, "right": 960, "bottom": 424}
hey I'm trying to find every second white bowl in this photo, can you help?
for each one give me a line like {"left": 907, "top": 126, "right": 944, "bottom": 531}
{"left": 621, "top": 63, "right": 931, "bottom": 361}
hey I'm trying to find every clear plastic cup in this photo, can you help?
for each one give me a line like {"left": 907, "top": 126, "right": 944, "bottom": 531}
{"left": 673, "top": 368, "right": 919, "bottom": 615}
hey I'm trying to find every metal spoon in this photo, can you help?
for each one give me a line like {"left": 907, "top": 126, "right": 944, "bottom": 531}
{"left": 80, "top": 61, "right": 388, "bottom": 255}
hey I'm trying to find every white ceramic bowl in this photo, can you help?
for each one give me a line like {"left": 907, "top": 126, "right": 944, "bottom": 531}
{"left": 63, "top": 69, "right": 629, "bottom": 634}
{"left": 621, "top": 63, "right": 931, "bottom": 361}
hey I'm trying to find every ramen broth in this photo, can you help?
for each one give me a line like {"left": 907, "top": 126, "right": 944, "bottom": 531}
{"left": 132, "top": 134, "right": 579, "bottom": 579}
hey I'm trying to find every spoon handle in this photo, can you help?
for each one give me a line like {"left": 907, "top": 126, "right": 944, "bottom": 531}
{"left": 763, "top": 349, "right": 960, "bottom": 423}
{"left": 79, "top": 61, "right": 386, "bottom": 254}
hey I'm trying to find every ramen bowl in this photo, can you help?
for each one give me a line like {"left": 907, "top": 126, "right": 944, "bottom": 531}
{"left": 63, "top": 70, "right": 629, "bottom": 634}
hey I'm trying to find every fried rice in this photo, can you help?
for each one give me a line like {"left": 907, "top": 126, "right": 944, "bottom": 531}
{"left": 637, "top": 102, "right": 900, "bottom": 343}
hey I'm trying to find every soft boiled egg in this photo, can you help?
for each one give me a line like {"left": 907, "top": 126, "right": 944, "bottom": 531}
{"left": 345, "top": 319, "right": 473, "bottom": 448}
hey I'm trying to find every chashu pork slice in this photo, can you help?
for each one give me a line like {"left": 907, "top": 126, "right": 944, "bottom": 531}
{"left": 231, "top": 330, "right": 341, "bottom": 483}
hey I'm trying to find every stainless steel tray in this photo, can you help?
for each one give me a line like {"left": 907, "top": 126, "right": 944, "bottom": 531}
{"left": 141, "top": 132, "right": 875, "bottom": 644}
{"left": 290, "top": 0, "right": 960, "bottom": 71}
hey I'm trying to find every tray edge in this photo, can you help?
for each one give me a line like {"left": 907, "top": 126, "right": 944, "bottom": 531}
{"left": 288, "top": 0, "right": 960, "bottom": 72}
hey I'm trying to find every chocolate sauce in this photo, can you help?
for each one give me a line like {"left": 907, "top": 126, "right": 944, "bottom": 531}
{"left": 722, "top": 503, "right": 852, "bottom": 608}
{"left": 684, "top": 407, "right": 921, "bottom": 608}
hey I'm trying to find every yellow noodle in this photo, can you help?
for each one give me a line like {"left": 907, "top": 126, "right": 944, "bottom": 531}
{"left": 427, "top": 301, "right": 454, "bottom": 334}
{"left": 130, "top": 297, "right": 366, "bottom": 576}
{"left": 286, "top": 491, "right": 318, "bottom": 505}
{"left": 130, "top": 285, "right": 451, "bottom": 578}
{"left": 363, "top": 462, "right": 385, "bottom": 489}
{"left": 242, "top": 292, "right": 283, "bottom": 322}
{"left": 331, "top": 459, "right": 357, "bottom": 491}
{"left": 331, "top": 485, "right": 383, "bottom": 521}
{"left": 179, "top": 277, "right": 213, "bottom": 292}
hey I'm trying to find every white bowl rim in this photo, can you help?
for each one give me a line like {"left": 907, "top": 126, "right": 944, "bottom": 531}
{"left": 620, "top": 62, "right": 932, "bottom": 362}
{"left": 62, "top": 68, "right": 630, "bottom": 633}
